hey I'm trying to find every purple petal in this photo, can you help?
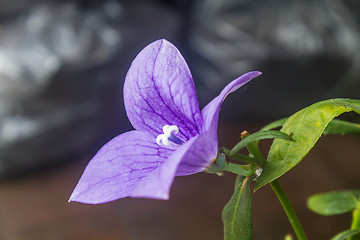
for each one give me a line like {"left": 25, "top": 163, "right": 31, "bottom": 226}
{"left": 69, "top": 131, "right": 176, "bottom": 204}
{"left": 124, "top": 39, "right": 203, "bottom": 142}
{"left": 175, "top": 130, "right": 218, "bottom": 176}
{"left": 131, "top": 133, "right": 214, "bottom": 198}
{"left": 175, "top": 72, "right": 261, "bottom": 176}
{"left": 201, "top": 71, "right": 262, "bottom": 136}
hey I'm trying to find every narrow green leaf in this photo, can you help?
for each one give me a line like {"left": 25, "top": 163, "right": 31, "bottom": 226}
{"left": 261, "top": 118, "right": 287, "bottom": 131}
{"left": 331, "top": 229, "right": 360, "bottom": 240}
{"left": 255, "top": 98, "right": 360, "bottom": 191}
{"left": 323, "top": 119, "right": 360, "bottom": 135}
{"left": 223, "top": 176, "right": 253, "bottom": 240}
{"left": 261, "top": 118, "right": 360, "bottom": 135}
{"left": 230, "top": 130, "right": 294, "bottom": 156}
{"left": 307, "top": 190, "right": 360, "bottom": 216}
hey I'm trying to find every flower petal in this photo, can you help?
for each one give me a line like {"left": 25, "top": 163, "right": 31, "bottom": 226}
{"left": 175, "top": 72, "right": 262, "bottom": 176}
{"left": 124, "top": 39, "right": 203, "bottom": 142}
{"left": 175, "top": 130, "right": 218, "bottom": 176}
{"left": 130, "top": 133, "right": 213, "bottom": 198}
{"left": 69, "top": 131, "right": 176, "bottom": 204}
{"left": 201, "top": 71, "right": 262, "bottom": 135}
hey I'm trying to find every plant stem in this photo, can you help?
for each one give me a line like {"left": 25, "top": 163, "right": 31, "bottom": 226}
{"left": 233, "top": 134, "right": 306, "bottom": 239}
{"left": 230, "top": 153, "right": 257, "bottom": 164}
{"left": 246, "top": 142, "right": 265, "bottom": 166}
{"left": 270, "top": 180, "right": 308, "bottom": 240}
{"left": 223, "top": 162, "right": 254, "bottom": 176}
{"left": 350, "top": 198, "right": 360, "bottom": 240}
{"left": 222, "top": 147, "right": 257, "bottom": 164}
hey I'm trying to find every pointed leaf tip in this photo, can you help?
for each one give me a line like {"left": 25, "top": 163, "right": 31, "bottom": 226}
{"left": 255, "top": 98, "right": 360, "bottom": 191}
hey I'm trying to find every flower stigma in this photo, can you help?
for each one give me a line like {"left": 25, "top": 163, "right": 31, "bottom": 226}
{"left": 156, "top": 125, "right": 184, "bottom": 146}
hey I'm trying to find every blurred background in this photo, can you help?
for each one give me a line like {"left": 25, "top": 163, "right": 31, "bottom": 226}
{"left": 0, "top": 0, "right": 359, "bottom": 239}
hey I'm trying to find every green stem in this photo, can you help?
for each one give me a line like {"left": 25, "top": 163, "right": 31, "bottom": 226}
{"left": 350, "top": 198, "right": 360, "bottom": 240}
{"left": 229, "top": 152, "right": 258, "bottom": 164}
{"left": 223, "top": 162, "right": 254, "bottom": 176}
{"left": 231, "top": 134, "right": 306, "bottom": 239}
{"left": 222, "top": 148, "right": 257, "bottom": 164}
{"left": 270, "top": 180, "right": 308, "bottom": 240}
{"left": 246, "top": 142, "right": 265, "bottom": 165}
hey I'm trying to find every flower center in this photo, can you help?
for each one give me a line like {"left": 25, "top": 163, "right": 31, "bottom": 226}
{"left": 156, "top": 125, "right": 184, "bottom": 146}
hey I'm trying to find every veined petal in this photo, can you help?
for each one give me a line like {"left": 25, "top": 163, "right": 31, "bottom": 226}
{"left": 175, "top": 130, "right": 218, "bottom": 176}
{"left": 131, "top": 132, "right": 215, "bottom": 198}
{"left": 69, "top": 131, "right": 176, "bottom": 204}
{"left": 201, "top": 71, "right": 262, "bottom": 136}
{"left": 124, "top": 39, "right": 203, "bottom": 142}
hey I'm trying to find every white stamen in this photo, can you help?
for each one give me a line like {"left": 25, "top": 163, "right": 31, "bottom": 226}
{"left": 156, "top": 125, "right": 179, "bottom": 146}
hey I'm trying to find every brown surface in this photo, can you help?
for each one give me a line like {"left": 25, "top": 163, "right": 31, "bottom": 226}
{"left": 0, "top": 122, "right": 359, "bottom": 240}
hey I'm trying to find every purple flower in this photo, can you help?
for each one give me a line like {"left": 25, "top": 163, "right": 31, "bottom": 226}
{"left": 69, "top": 39, "right": 261, "bottom": 204}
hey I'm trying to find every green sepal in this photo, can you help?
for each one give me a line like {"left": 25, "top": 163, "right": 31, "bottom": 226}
{"left": 255, "top": 98, "right": 360, "bottom": 191}
{"left": 206, "top": 153, "right": 227, "bottom": 174}
{"left": 222, "top": 176, "right": 253, "bottom": 240}
{"left": 307, "top": 190, "right": 360, "bottom": 216}
{"left": 331, "top": 229, "right": 360, "bottom": 240}
{"left": 230, "top": 130, "right": 294, "bottom": 156}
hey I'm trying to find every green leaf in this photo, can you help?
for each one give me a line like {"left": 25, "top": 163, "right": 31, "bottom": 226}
{"left": 261, "top": 118, "right": 287, "bottom": 131}
{"left": 307, "top": 190, "right": 360, "bottom": 216}
{"left": 261, "top": 118, "right": 360, "bottom": 135}
{"left": 255, "top": 98, "right": 360, "bottom": 191}
{"left": 323, "top": 119, "right": 360, "bottom": 135}
{"left": 230, "top": 130, "right": 294, "bottom": 156}
{"left": 223, "top": 176, "right": 253, "bottom": 240}
{"left": 331, "top": 229, "right": 360, "bottom": 240}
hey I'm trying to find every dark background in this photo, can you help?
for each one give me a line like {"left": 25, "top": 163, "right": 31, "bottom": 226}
{"left": 0, "top": 0, "right": 359, "bottom": 239}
